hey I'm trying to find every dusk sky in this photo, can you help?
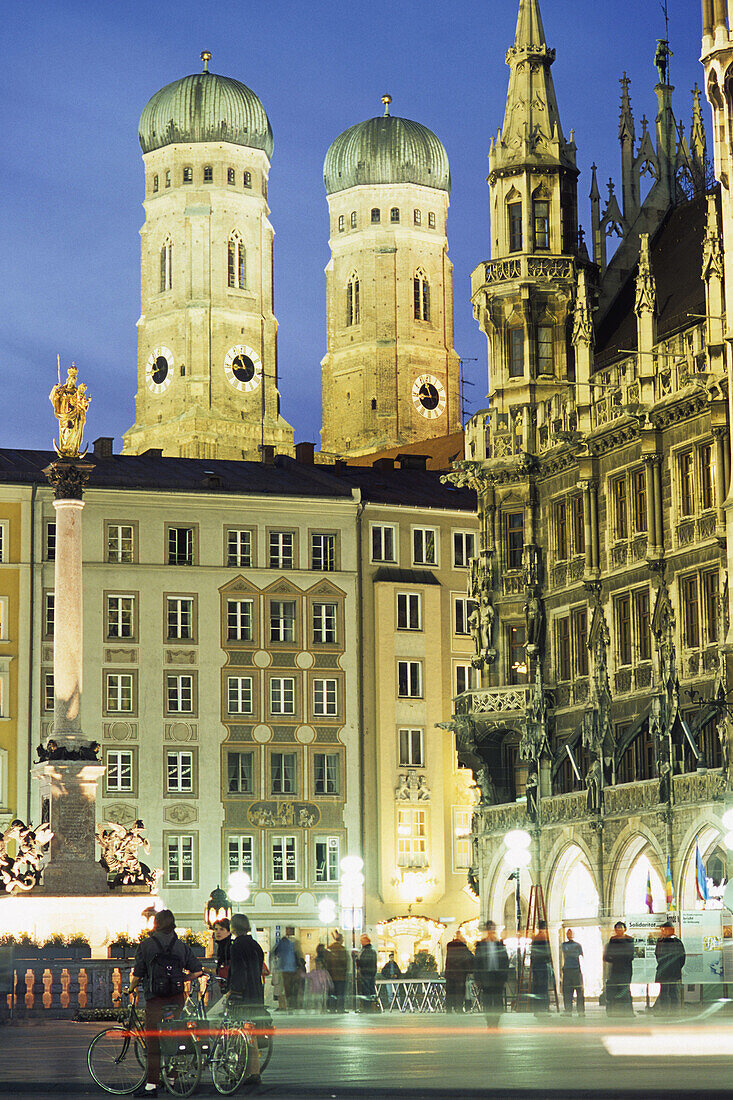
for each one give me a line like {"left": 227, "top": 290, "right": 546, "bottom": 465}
{"left": 2, "top": 0, "right": 704, "bottom": 452}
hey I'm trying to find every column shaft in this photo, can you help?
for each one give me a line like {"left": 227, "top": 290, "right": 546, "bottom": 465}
{"left": 53, "top": 498, "right": 85, "bottom": 743}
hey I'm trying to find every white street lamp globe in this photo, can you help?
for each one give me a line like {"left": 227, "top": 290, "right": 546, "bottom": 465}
{"left": 724, "top": 831, "right": 733, "bottom": 851}
{"left": 318, "top": 897, "right": 337, "bottom": 923}
{"left": 340, "top": 855, "right": 364, "bottom": 874}
{"left": 504, "top": 829, "right": 531, "bottom": 851}
{"left": 503, "top": 847, "right": 531, "bottom": 868}
{"left": 228, "top": 871, "right": 251, "bottom": 903}
{"left": 722, "top": 809, "right": 733, "bottom": 832}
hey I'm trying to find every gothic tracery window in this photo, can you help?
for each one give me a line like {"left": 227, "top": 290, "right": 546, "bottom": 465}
{"left": 228, "top": 233, "right": 246, "bottom": 289}
{"left": 346, "top": 272, "right": 360, "bottom": 326}
{"left": 413, "top": 269, "right": 430, "bottom": 322}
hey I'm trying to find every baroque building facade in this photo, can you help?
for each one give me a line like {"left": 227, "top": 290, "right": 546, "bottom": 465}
{"left": 447, "top": 0, "right": 733, "bottom": 992}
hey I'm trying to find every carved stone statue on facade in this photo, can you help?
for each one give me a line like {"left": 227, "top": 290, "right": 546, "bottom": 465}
{"left": 525, "top": 769, "right": 539, "bottom": 821}
{"left": 585, "top": 756, "right": 603, "bottom": 813}
{"left": 522, "top": 544, "right": 541, "bottom": 589}
{"left": 524, "top": 589, "right": 544, "bottom": 654}
{"left": 719, "top": 712, "right": 733, "bottom": 787}
{"left": 469, "top": 591, "right": 495, "bottom": 667}
{"left": 50, "top": 362, "right": 91, "bottom": 459}
{"left": 96, "top": 819, "right": 156, "bottom": 888}
{"left": 417, "top": 776, "right": 431, "bottom": 801}
{"left": 0, "top": 819, "right": 54, "bottom": 893}
{"left": 520, "top": 664, "right": 549, "bottom": 764}
{"left": 475, "top": 766, "right": 498, "bottom": 806}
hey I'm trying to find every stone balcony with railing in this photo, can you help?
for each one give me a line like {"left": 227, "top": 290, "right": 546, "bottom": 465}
{"left": 454, "top": 685, "right": 530, "bottom": 718}
{"left": 473, "top": 255, "right": 576, "bottom": 292}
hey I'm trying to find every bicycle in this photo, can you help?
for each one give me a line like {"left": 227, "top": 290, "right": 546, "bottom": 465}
{"left": 198, "top": 972, "right": 274, "bottom": 1075}
{"left": 86, "top": 990, "right": 147, "bottom": 1095}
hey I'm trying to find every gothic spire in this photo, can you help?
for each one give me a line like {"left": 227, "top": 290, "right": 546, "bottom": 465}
{"left": 619, "top": 72, "right": 635, "bottom": 143}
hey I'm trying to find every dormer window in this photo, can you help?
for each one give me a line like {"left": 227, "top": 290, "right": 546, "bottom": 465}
{"left": 508, "top": 201, "right": 522, "bottom": 252}
{"left": 533, "top": 200, "right": 550, "bottom": 250}
{"left": 371, "top": 208, "right": 381, "bottom": 224}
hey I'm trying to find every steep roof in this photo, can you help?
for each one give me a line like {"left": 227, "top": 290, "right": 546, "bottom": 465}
{"left": 344, "top": 431, "right": 465, "bottom": 473}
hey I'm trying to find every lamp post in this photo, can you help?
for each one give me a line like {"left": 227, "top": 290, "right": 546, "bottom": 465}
{"left": 204, "top": 885, "right": 232, "bottom": 930}
{"left": 318, "top": 896, "right": 337, "bottom": 946}
{"left": 340, "top": 856, "right": 364, "bottom": 1010}
{"left": 503, "top": 829, "right": 531, "bottom": 998}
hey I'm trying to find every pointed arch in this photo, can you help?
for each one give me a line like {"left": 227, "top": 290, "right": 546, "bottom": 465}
{"left": 346, "top": 270, "right": 360, "bottom": 326}
{"left": 228, "top": 231, "right": 246, "bottom": 289}
{"left": 413, "top": 268, "right": 431, "bottom": 322}
{"left": 506, "top": 187, "right": 523, "bottom": 252}
{"left": 605, "top": 825, "right": 666, "bottom": 917}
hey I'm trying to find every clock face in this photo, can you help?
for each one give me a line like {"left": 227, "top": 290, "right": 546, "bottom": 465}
{"left": 225, "top": 345, "right": 263, "bottom": 392}
{"left": 412, "top": 374, "right": 446, "bottom": 420}
{"left": 146, "top": 346, "right": 174, "bottom": 394}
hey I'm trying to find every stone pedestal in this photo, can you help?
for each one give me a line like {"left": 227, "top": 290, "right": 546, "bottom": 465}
{"left": 33, "top": 761, "right": 108, "bottom": 895}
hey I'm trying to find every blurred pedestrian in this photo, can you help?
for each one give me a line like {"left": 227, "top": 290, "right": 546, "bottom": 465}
{"left": 325, "top": 931, "right": 348, "bottom": 1012}
{"left": 654, "top": 921, "right": 686, "bottom": 1014}
{"left": 561, "top": 928, "right": 584, "bottom": 1016}
{"left": 444, "top": 930, "right": 474, "bottom": 1013}
{"left": 530, "top": 920, "right": 553, "bottom": 1013}
{"left": 305, "top": 945, "right": 333, "bottom": 1011}
{"left": 603, "top": 921, "right": 635, "bottom": 1016}
{"left": 356, "top": 934, "right": 378, "bottom": 1008}
{"left": 227, "top": 913, "right": 264, "bottom": 1086}
{"left": 473, "top": 920, "right": 509, "bottom": 1027}
{"left": 272, "top": 926, "right": 298, "bottom": 1012}
{"left": 380, "top": 951, "right": 402, "bottom": 1009}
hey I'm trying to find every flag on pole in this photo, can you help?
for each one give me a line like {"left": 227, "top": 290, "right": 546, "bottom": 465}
{"left": 665, "top": 856, "right": 676, "bottom": 912}
{"left": 645, "top": 868, "right": 654, "bottom": 913}
{"left": 695, "top": 839, "right": 709, "bottom": 903}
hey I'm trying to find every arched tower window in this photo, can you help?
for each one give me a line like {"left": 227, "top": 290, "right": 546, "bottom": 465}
{"left": 390, "top": 207, "right": 400, "bottom": 223}
{"left": 152, "top": 174, "right": 159, "bottom": 193}
{"left": 413, "top": 269, "right": 430, "bottom": 322}
{"left": 159, "top": 237, "right": 173, "bottom": 292}
{"left": 346, "top": 272, "right": 360, "bottom": 326}
{"left": 371, "top": 208, "right": 381, "bottom": 223}
{"left": 533, "top": 197, "right": 550, "bottom": 250}
{"left": 243, "top": 171, "right": 252, "bottom": 188}
{"left": 228, "top": 233, "right": 246, "bottom": 289}
{"left": 338, "top": 215, "right": 345, "bottom": 232}
{"left": 413, "top": 209, "right": 422, "bottom": 226}
{"left": 350, "top": 211, "right": 357, "bottom": 229}
{"left": 203, "top": 165, "right": 213, "bottom": 182}
{"left": 508, "top": 196, "right": 522, "bottom": 252}
{"left": 428, "top": 212, "right": 436, "bottom": 229}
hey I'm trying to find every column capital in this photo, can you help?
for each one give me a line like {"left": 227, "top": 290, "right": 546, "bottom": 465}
{"left": 43, "top": 459, "right": 95, "bottom": 501}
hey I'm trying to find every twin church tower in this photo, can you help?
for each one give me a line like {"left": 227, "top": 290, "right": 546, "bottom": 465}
{"left": 123, "top": 53, "right": 461, "bottom": 461}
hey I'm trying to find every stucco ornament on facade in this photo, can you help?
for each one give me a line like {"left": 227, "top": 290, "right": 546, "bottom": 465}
{"left": 96, "top": 819, "right": 157, "bottom": 889}
{"left": 0, "top": 819, "right": 54, "bottom": 892}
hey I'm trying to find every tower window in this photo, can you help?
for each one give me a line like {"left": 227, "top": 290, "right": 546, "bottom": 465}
{"left": 508, "top": 201, "right": 522, "bottom": 252}
{"left": 338, "top": 215, "right": 345, "bottom": 232}
{"left": 346, "top": 273, "right": 360, "bottom": 326}
{"left": 413, "top": 209, "right": 422, "bottom": 226}
{"left": 413, "top": 270, "right": 430, "bottom": 322}
{"left": 228, "top": 232, "right": 246, "bottom": 290}
{"left": 182, "top": 167, "right": 193, "bottom": 183}
{"left": 152, "top": 174, "right": 159, "bottom": 193}
{"left": 350, "top": 211, "right": 357, "bottom": 229}
{"left": 537, "top": 325, "right": 553, "bottom": 374}
{"left": 371, "top": 398, "right": 377, "bottom": 410}
{"left": 244, "top": 171, "right": 252, "bottom": 188}
{"left": 508, "top": 328, "right": 524, "bottom": 377}
{"left": 371, "top": 208, "right": 381, "bottom": 223}
{"left": 227, "top": 167, "right": 235, "bottom": 185}
{"left": 203, "top": 165, "right": 213, "bottom": 182}
{"left": 160, "top": 238, "right": 173, "bottom": 292}
{"left": 428, "top": 211, "right": 436, "bottom": 229}
{"left": 533, "top": 200, "right": 550, "bottom": 250}
{"left": 390, "top": 207, "right": 400, "bottom": 223}
{"left": 165, "top": 170, "right": 171, "bottom": 188}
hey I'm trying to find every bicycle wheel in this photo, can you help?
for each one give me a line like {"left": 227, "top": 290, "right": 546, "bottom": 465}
{"left": 160, "top": 1041, "right": 201, "bottom": 1098}
{"left": 211, "top": 1027, "right": 251, "bottom": 1095}
{"left": 258, "top": 1027, "right": 274, "bottom": 1073}
{"left": 87, "top": 1026, "right": 146, "bottom": 1095}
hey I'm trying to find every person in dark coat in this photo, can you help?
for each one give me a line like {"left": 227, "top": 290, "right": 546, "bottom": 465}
{"left": 603, "top": 921, "right": 635, "bottom": 1016}
{"left": 473, "top": 920, "right": 509, "bottom": 1026}
{"left": 530, "top": 920, "right": 553, "bottom": 1013}
{"left": 228, "top": 912, "right": 265, "bottom": 1085}
{"left": 444, "top": 931, "right": 474, "bottom": 1013}
{"left": 654, "top": 922, "right": 686, "bottom": 1013}
{"left": 356, "top": 934, "right": 378, "bottom": 1001}
{"left": 325, "top": 931, "right": 349, "bottom": 1012}
{"left": 213, "top": 918, "right": 232, "bottom": 992}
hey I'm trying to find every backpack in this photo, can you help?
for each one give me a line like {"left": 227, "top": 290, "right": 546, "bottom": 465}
{"left": 149, "top": 933, "right": 185, "bottom": 999}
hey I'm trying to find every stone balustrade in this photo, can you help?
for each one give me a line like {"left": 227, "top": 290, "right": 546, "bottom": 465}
{"left": 2, "top": 959, "right": 134, "bottom": 1019}
{"left": 482, "top": 256, "right": 575, "bottom": 285}
{"left": 454, "top": 686, "right": 529, "bottom": 716}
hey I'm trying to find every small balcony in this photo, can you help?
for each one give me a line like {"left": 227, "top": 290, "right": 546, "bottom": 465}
{"left": 454, "top": 685, "right": 530, "bottom": 717}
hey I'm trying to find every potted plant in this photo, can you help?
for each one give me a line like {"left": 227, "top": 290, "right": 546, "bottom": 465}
{"left": 40, "top": 934, "right": 67, "bottom": 960}
{"left": 181, "top": 930, "right": 208, "bottom": 958}
{"left": 107, "top": 934, "right": 134, "bottom": 960}
{"left": 405, "top": 950, "right": 438, "bottom": 979}
{"left": 67, "top": 934, "right": 92, "bottom": 960}
{"left": 11, "top": 933, "right": 40, "bottom": 958}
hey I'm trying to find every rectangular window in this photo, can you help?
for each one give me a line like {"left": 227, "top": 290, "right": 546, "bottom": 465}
{"left": 506, "top": 512, "right": 524, "bottom": 570}
{"left": 43, "top": 671, "right": 54, "bottom": 712}
{"left": 271, "top": 752, "right": 296, "bottom": 794}
{"left": 312, "top": 602, "right": 337, "bottom": 644}
{"left": 508, "top": 623, "right": 527, "bottom": 683}
{"left": 270, "top": 677, "right": 295, "bottom": 715}
{"left": 413, "top": 528, "right": 437, "bottom": 566}
{"left": 572, "top": 608, "right": 588, "bottom": 677}
{"left": 397, "top": 592, "right": 421, "bottom": 631}
{"left": 454, "top": 597, "right": 474, "bottom": 636}
{"left": 272, "top": 835, "right": 297, "bottom": 882}
{"left": 397, "top": 807, "right": 427, "bottom": 868}
{"left": 106, "top": 595, "right": 134, "bottom": 640}
{"left": 508, "top": 202, "right": 522, "bottom": 252}
{"left": 613, "top": 477, "right": 628, "bottom": 539}
{"left": 533, "top": 200, "right": 550, "bottom": 249}
{"left": 679, "top": 451, "right": 694, "bottom": 516}
{"left": 166, "top": 750, "right": 194, "bottom": 794}
{"left": 556, "top": 617, "right": 571, "bottom": 682}
{"left": 398, "top": 728, "right": 424, "bottom": 767}
{"left": 509, "top": 329, "right": 524, "bottom": 378}
{"left": 270, "top": 600, "right": 296, "bottom": 643}
{"left": 311, "top": 533, "right": 336, "bottom": 571}
{"left": 166, "top": 597, "right": 194, "bottom": 640}
{"left": 44, "top": 593, "right": 55, "bottom": 637}
{"left": 615, "top": 595, "right": 632, "bottom": 666}
{"left": 700, "top": 443, "right": 715, "bottom": 511}
{"left": 397, "top": 660, "right": 422, "bottom": 698}
{"left": 313, "top": 752, "right": 339, "bottom": 794}
{"left": 704, "top": 569, "right": 719, "bottom": 644}
{"left": 227, "top": 676, "right": 253, "bottom": 715}
{"left": 106, "top": 673, "right": 134, "bottom": 714}
{"left": 227, "top": 599, "right": 253, "bottom": 642}
{"left": 166, "top": 674, "right": 194, "bottom": 714}
{"left": 269, "top": 531, "right": 294, "bottom": 569}
{"left": 313, "top": 679, "right": 338, "bottom": 717}
{"left": 555, "top": 501, "right": 568, "bottom": 560}
{"left": 106, "top": 749, "right": 133, "bottom": 793}
{"left": 315, "top": 837, "right": 340, "bottom": 882}
{"left": 371, "top": 525, "right": 396, "bottom": 563}
{"left": 167, "top": 835, "right": 194, "bottom": 884}
{"left": 108, "top": 524, "right": 134, "bottom": 563}
{"left": 537, "top": 326, "right": 553, "bottom": 374}
{"left": 681, "top": 575, "right": 700, "bottom": 648}
{"left": 633, "top": 469, "right": 647, "bottom": 533}
{"left": 633, "top": 588, "right": 651, "bottom": 662}
{"left": 226, "top": 529, "right": 252, "bottom": 567}
{"left": 571, "top": 496, "right": 584, "bottom": 555}
{"left": 45, "top": 522, "right": 56, "bottom": 561}
{"left": 228, "top": 835, "right": 254, "bottom": 880}
{"left": 168, "top": 526, "right": 194, "bottom": 565}
{"left": 227, "top": 751, "right": 253, "bottom": 794}
{"left": 455, "top": 663, "right": 477, "bottom": 696}
{"left": 453, "top": 531, "right": 476, "bottom": 569}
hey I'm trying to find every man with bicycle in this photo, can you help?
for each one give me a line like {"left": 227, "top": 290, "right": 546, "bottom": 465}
{"left": 227, "top": 913, "right": 265, "bottom": 1087}
{"left": 129, "top": 909, "right": 203, "bottom": 1097}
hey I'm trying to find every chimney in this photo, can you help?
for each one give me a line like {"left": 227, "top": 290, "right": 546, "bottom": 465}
{"left": 295, "top": 441, "right": 315, "bottom": 465}
{"left": 143, "top": 447, "right": 163, "bottom": 458}
{"left": 373, "top": 457, "right": 395, "bottom": 471}
{"left": 397, "top": 454, "right": 428, "bottom": 471}
{"left": 93, "top": 437, "right": 114, "bottom": 459}
{"left": 259, "top": 444, "right": 275, "bottom": 465}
